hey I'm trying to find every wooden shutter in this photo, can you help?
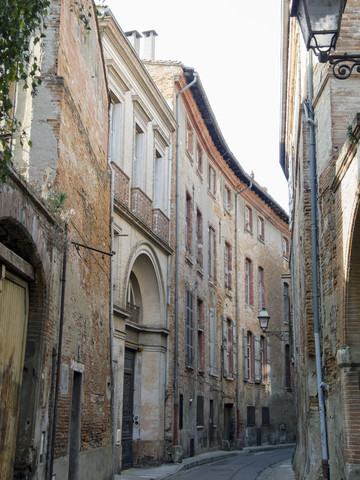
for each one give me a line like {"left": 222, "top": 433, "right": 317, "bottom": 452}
{"left": 209, "top": 308, "right": 217, "bottom": 375}
{"left": 242, "top": 328, "right": 248, "bottom": 381}
{"left": 254, "top": 334, "right": 261, "bottom": 383}
{"left": 222, "top": 315, "right": 228, "bottom": 376}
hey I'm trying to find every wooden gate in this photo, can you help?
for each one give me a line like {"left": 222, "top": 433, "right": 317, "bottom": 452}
{"left": 0, "top": 269, "right": 29, "bottom": 479}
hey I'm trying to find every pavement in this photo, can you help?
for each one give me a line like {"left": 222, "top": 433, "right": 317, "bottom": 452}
{"left": 115, "top": 443, "right": 295, "bottom": 480}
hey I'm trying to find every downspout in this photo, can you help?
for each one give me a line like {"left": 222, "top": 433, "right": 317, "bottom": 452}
{"left": 107, "top": 105, "right": 116, "bottom": 479}
{"left": 174, "top": 72, "right": 197, "bottom": 446}
{"left": 49, "top": 223, "right": 68, "bottom": 480}
{"left": 234, "top": 181, "right": 252, "bottom": 440}
{"left": 306, "top": 51, "right": 329, "bottom": 479}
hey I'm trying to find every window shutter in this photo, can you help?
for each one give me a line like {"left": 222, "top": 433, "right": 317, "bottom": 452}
{"left": 242, "top": 328, "right": 248, "bottom": 381}
{"left": 232, "top": 322, "right": 236, "bottom": 375}
{"left": 209, "top": 308, "right": 217, "bottom": 375}
{"left": 254, "top": 334, "right": 261, "bottom": 382}
{"left": 222, "top": 315, "right": 228, "bottom": 376}
{"left": 186, "top": 290, "right": 193, "bottom": 365}
{"left": 266, "top": 337, "right": 271, "bottom": 365}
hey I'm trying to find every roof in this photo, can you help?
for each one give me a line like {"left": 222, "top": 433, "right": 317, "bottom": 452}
{"left": 183, "top": 67, "right": 289, "bottom": 223}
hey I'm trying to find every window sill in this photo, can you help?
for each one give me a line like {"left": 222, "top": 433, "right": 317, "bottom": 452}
{"left": 245, "top": 227, "right": 253, "bottom": 234}
{"left": 197, "top": 266, "right": 204, "bottom": 277}
{"left": 225, "top": 288, "right": 232, "bottom": 298}
{"left": 196, "top": 425, "right": 204, "bottom": 430}
{"left": 208, "top": 279, "right": 216, "bottom": 288}
{"left": 186, "top": 150, "right": 194, "bottom": 162}
{"left": 257, "top": 236, "right": 265, "bottom": 244}
{"left": 185, "top": 364, "right": 194, "bottom": 371}
{"left": 207, "top": 190, "right": 216, "bottom": 199}
{"left": 185, "top": 252, "right": 193, "bottom": 266}
{"left": 196, "top": 169, "right": 203, "bottom": 181}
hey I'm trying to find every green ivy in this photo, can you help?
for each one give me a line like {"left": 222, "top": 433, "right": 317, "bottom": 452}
{"left": 0, "top": 0, "right": 50, "bottom": 181}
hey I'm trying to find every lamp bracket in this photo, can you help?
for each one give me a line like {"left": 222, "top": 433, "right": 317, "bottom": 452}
{"left": 327, "top": 54, "right": 360, "bottom": 80}
{"left": 263, "top": 330, "right": 289, "bottom": 341}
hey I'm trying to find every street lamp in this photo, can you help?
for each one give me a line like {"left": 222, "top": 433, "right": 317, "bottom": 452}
{"left": 258, "top": 308, "right": 289, "bottom": 341}
{"left": 290, "top": 0, "right": 360, "bottom": 79}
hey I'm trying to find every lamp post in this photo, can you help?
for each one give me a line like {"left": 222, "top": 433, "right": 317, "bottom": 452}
{"left": 290, "top": 0, "right": 360, "bottom": 79}
{"left": 257, "top": 308, "right": 289, "bottom": 341}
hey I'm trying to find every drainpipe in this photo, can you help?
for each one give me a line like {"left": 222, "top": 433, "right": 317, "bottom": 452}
{"left": 306, "top": 51, "right": 329, "bottom": 479}
{"left": 174, "top": 71, "right": 197, "bottom": 446}
{"left": 49, "top": 223, "right": 68, "bottom": 480}
{"left": 234, "top": 181, "right": 252, "bottom": 440}
{"left": 107, "top": 105, "right": 116, "bottom": 479}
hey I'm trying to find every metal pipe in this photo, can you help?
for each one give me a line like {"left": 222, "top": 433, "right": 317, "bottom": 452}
{"left": 173, "top": 72, "right": 197, "bottom": 446}
{"left": 234, "top": 181, "right": 252, "bottom": 440}
{"left": 307, "top": 51, "right": 329, "bottom": 479}
{"left": 49, "top": 223, "right": 68, "bottom": 479}
{"left": 107, "top": 103, "right": 116, "bottom": 479}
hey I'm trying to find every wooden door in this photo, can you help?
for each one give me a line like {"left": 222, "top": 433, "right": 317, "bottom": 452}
{"left": 121, "top": 349, "right": 135, "bottom": 470}
{"left": 0, "top": 270, "right": 28, "bottom": 479}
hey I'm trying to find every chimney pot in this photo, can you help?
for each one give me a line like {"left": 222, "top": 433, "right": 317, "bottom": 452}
{"left": 125, "top": 30, "right": 142, "bottom": 55}
{"left": 142, "top": 30, "right": 158, "bottom": 60}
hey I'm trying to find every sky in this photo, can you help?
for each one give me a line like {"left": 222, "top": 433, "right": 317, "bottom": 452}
{"left": 104, "top": 0, "right": 289, "bottom": 212}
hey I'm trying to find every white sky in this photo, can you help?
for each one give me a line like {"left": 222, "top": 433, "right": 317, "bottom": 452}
{"left": 104, "top": 0, "right": 289, "bottom": 212}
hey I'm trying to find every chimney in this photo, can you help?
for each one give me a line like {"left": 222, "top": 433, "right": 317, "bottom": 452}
{"left": 142, "top": 30, "right": 158, "bottom": 60}
{"left": 125, "top": 30, "right": 142, "bottom": 55}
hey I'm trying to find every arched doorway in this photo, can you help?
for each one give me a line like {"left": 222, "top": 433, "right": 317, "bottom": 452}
{"left": 121, "top": 250, "right": 168, "bottom": 468}
{"left": 0, "top": 218, "right": 46, "bottom": 479}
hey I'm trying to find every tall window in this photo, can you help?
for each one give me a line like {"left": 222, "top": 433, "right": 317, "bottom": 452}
{"left": 154, "top": 149, "right": 164, "bottom": 210}
{"left": 197, "top": 298, "right": 204, "bottom": 370}
{"left": 209, "top": 307, "right": 217, "bottom": 375}
{"left": 223, "top": 317, "right": 235, "bottom": 376}
{"left": 209, "top": 226, "right": 216, "bottom": 281}
{"left": 257, "top": 216, "right": 264, "bottom": 241}
{"left": 224, "top": 185, "right": 231, "bottom": 212}
{"left": 134, "top": 124, "right": 145, "bottom": 188}
{"left": 208, "top": 164, "right": 216, "bottom": 195}
{"left": 185, "top": 192, "right": 192, "bottom": 253}
{"left": 282, "top": 237, "right": 289, "bottom": 259}
{"left": 258, "top": 267, "right": 265, "bottom": 310}
{"left": 245, "top": 258, "right": 253, "bottom": 306}
{"left": 225, "top": 242, "right": 232, "bottom": 290}
{"left": 283, "top": 282, "right": 290, "bottom": 324}
{"left": 260, "top": 335, "right": 267, "bottom": 383}
{"left": 196, "top": 208, "right": 203, "bottom": 266}
{"left": 196, "top": 144, "right": 203, "bottom": 174}
{"left": 244, "top": 330, "right": 253, "bottom": 381}
{"left": 245, "top": 205, "right": 252, "bottom": 232}
{"left": 186, "top": 289, "right": 193, "bottom": 365}
{"left": 285, "top": 344, "right": 291, "bottom": 389}
{"left": 196, "top": 396, "right": 204, "bottom": 426}
{"left": 109, "top": 101, "right": 122, "bottom": 165}
{"left": 186, "top": 120, "right": 194, "bottom": 158}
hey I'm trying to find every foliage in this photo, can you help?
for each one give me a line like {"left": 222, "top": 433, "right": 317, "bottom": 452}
{"left": 0, "top": 0, "right": 50, "bottom": 180}
{"left": 346, "top": 124, "right": 355, "bottom": 144}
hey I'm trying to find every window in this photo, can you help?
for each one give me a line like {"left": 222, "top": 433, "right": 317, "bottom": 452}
{"left": 262, "top": 407, "right": 270, "bottom": 425}
{"left": 185, "top": 192, "right": 192, "bottom": 254}
{"left": 223, "top": 317, "right": 235, "bottom": 376}
{"left": 109, "top": 101, "right": 122, "bottom": 165}
{"left": 179, "top": 394, "right": 183, "bottom": 430}
{"left": 282, "top": 237, "right": 289, "bottom": 259}
{"left": 196, "top": 396, "right": 204, "bottom": 426}
{"left": 186, "top": 120, "right": 194, "bottom": 158}
{"left": 209, "top": 307, "right": 217, "bottom": 375}
{"left": 225, "top": 242, "right": 232, "bottom": 290}
{"left": 243, "top": 330, "right": 254, "bottom": 381}
{"left": 245, "top": 205, "right": 252, "bottom": 232}
{"left": 208, "top": 164, "right": 216, "bottom": 195}
{"left": 283, "top": 282, "right": 290, "bottom": 324}
{"left": 196, "top": 208, "right": 203, "bottom": 267}
{"left": 224, "top": 185, "right": 231, "bottom": 212}
{"left": 196, "top": 144, "right": 203, "bottom": 174}
{"left": 258, "top": 267, "right": 265, "bottom": 310}
{"left": 154, "top": 149, "right": 164, "bottom": 210}
{"left": 134, "top": 124, "right": 145, "bottom": 188}
{"left": 208, "top": 226, "right": 216, "bottom": 281}
{"left": 257, "top": 216, "right": 265, "bottom": 241}
{"left": 186, "top": 289, "right": 193, "bottom": 365}
{"left": 254, "top": 334, "right": 262, "bottom": 383}
{"left": 197, "top": 298, "right": 204, "bottom": 370}
{"left": 261, "top": 336, "right": 267, "bottom": 383}
{"left": 285, "top": 344, "right": 291, "bottom": 389}
{"left": 247, "top": 406, "right": 255, "bottom": 426}
{"left": 245, "top": 258, "right": 253, "bottom": 306}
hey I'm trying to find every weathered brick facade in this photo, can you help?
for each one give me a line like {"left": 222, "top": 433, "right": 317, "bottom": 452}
{"left": 281, "top": 1, "right": 360, "bottom": 478}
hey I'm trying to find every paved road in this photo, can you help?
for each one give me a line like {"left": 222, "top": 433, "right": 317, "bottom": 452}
{"left": 172, "top": 447, "right": 294, "bottom": 480}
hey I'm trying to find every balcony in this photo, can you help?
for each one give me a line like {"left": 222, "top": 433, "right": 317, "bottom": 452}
{"left": 127, "top": 302, "right": 140, "bottom": 323}
{"left": 152, "top": 208, "right": 170, "bottom": 243}
{"left": 131, "top": 187, "right": 152, "bottom": 229}
{"left": 112, "top": 163, "right": 130, "bottom": 207}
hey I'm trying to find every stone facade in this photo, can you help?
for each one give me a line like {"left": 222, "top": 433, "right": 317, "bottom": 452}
{"left": 281, "top": 1, "right": 360, "bottom": 478}
{"left": 0, "top": 1, "right": 112, "bottom": 479}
